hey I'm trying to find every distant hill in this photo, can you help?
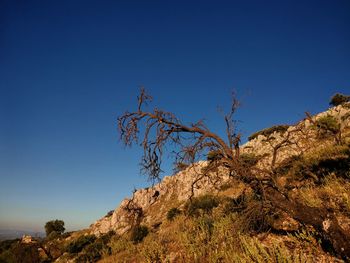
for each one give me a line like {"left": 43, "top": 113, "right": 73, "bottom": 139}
{"left": 0, "top": 229, "right": 45, "bottom": 241}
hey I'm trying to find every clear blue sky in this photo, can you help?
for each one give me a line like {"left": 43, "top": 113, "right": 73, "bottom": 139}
{"left": 0, "top": 0, "right": 349, "bottom": 232}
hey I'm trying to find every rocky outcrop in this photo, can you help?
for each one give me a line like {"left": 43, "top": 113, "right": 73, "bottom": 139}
{"left": 91, "top": 161, "right": 232, "bottom": 236}
{"left": 242, "top": 103, "right": 350, "bottom": 170}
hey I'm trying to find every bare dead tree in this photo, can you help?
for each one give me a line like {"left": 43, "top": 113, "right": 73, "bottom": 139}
{"left": 118, "top": 88, "right": 241, "bottom": 182}
{"left": 117, "top": 88, "right": 350, "bottom": 259}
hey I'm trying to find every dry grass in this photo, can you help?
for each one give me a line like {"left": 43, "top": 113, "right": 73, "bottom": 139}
{"left": 98, "top": 211, "right": 333, "bottom": 263}
{"left": 298, "top": 174, "right": 350, "bottom": 214}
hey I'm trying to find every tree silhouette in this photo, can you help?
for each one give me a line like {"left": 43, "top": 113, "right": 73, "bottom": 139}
{"left": 118, "top": 88, "right": 241, "bottom": 182}
{"left": 44, "top": 219, "right": 65, "bottom": 237}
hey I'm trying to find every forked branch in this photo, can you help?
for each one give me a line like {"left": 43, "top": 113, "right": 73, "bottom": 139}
{"left": 118, "top": 88, "right": 240, "bottom": 181}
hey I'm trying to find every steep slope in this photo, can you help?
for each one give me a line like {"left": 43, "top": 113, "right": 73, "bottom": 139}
{"left": 90, "top": 103, "right": 350, "bottom": 238}
{"left": 30, "top": 103, "right": 350, "bottom": 263}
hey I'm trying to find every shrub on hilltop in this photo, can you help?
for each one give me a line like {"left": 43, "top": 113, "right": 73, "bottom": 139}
{"left": 329, "top": 93, "right": 349, "bottom": 107}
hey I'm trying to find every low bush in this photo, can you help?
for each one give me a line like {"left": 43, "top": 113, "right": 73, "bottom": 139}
{"left": 174, "top": 162, "right": 189, "bottom": 173}
{"left": 291, "top": 144, "right": 350, "bottom": 181}
{"left": 76, "top": 240, "right": 110, "bottom": 263}
{"left": 239, "top": 153, "right": 260, "bottom": 167}
{"left": 315, "top": 115, "right": 340, "bottom": 137}
{"left": 184, "top": 195, "right": 219, "bottom": 217}
{"left": 66, "top": 234, "right": 96, "bottom": 254}
{"left": 139, "top": 236, "right": 167, "bottom": 262}
{"left": 46, "top": 230, "right": 61, "bottom": 241}
{"left": 248, "top": 125, "right": 289, "bottom": 141}
{"left": 0, "top": 239, "right": 19, "bottom": 254}
{"left": 329, "top": 93, "right": 350, "bottom": 107}
{"left": 105, "top": 210, "right": 114, "bottom": 217}
{"left": 45, "top": 219, "right": 65, "bottom": 237}
{"left": 0, "top": 242, "right": 40, "bottom": 263}
{"left": 130, "top": 225, "right": 149, "bottom": 244}
{"left": 167, "top": 207, "right": 181, "bottom": 221}
{"left": 109, "top": 236, "right": 135, "bottom": 255}
{"left": 207, "top": 150, "right": 224, "bottom": 161}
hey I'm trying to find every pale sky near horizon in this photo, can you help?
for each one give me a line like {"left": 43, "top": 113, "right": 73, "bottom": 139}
{"left": 0, "top": 0, "right": 349, "bottom": 232}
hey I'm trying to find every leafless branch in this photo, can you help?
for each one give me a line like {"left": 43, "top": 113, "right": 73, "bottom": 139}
{"left": 118, "top": 88, "right": 241, "bottom": 182}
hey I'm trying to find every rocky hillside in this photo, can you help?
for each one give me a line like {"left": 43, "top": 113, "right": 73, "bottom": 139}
{"left": 1, "top": 102, "right": 349, "bottom": 263}
{"left": 90, "top": 103, "right": 350, "bottom": 239}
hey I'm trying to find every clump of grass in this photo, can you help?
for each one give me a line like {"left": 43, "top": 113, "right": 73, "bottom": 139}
{"left": 184, "top": 194, "right": 219, "bottom": 217}
{"left": 139, "top": 234, "right": 167, "bottom": 262}
{"left": 130, "top": 225, "right": 149, "bottom": 244}
{"left": 297, "top": 174, "right": 350, "bottom": 214}
{"left": 167, "top": 207, "right": 181, "bottom": 221}
{"left": 322, "top": 175, "right": 350, "bottom": 213}
{"left": 287, "top": 144, "right": 350, "bottom": 181}
{"left": 75, "top": 231, "right": 115, "bottom": 262}
{"left": 239, "top": 153, "right": 261, "bottom": 167}
{"left": 315, "top": 115, "right": 340, "bottom": 140}
{"left": 207, "top": 150, "right": 224, "bottom": 161}
{"left": 66, "top": 234, "right": 96, "bottom": 254}
{"left": 109, "top": 236, "right": 134, "bottom": 255}
{"left": 299, "top": 187, "right": 323, "bottom": 208}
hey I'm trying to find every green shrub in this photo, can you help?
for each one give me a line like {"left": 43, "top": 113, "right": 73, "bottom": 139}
{"left": 167, "top": 207, "right": 181, "bottom": 221}
{"left": 130, "top": 225, "right": 149, "bottom": 243}
{"left": 174, "top": 162, "right": 189, "bottom": 173}
{"left": 0, "top": 239, "right": 19, "bottom": 254}
{"left": 239, "top": 153, "right": 260, "bottom": 167}
{"left": 46, "top": 230, "right": 61, "bottom": 240}
{"left": 248, "top": 125, "right": 289, "bottom": 141}
{"left": 75, "top": 232, "right": 114, "bottom": 263}
{"left": 45, "top": 219, "right": 65, "bottom": 237}
{"left": 185, "top": 195, "right": 219, "bottom": 217}
{"left": 66, "top": 234, "right": 96, "bottom": 254}
{"left": 207, "top": 150, "right": 223, "bottom": 161}
{"left": 329, "top": 93, "right": 349, "bottom": 107}
{"left": 291, "top": 144, "right": 350, "bottom": 181}
{"left": 315, "top": 115, "right": 340, "bottom": 135}
{"left": 140, "top": 238, "right": 167, "bottom": 262}
{"left": 106, "top": 210, "right": 114, "bottom": 217}
{"left": 0, "top": 242, "right": 40, "bottom": 263}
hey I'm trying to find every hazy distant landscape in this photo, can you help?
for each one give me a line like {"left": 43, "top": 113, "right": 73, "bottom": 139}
{"left": 0, "top": 229, "right": 44, "bottom": 241}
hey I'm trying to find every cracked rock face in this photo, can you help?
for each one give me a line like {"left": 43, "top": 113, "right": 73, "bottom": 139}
{"left": 89, "top": 104, "right": 350, "bottom": 236}
{"left": 90, "top": 161, "right": 232, "bottom": 236}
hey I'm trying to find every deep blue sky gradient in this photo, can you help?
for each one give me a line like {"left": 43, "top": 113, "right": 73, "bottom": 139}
{"left": 0, "top": 0, "right": 349, "bottom": 231}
